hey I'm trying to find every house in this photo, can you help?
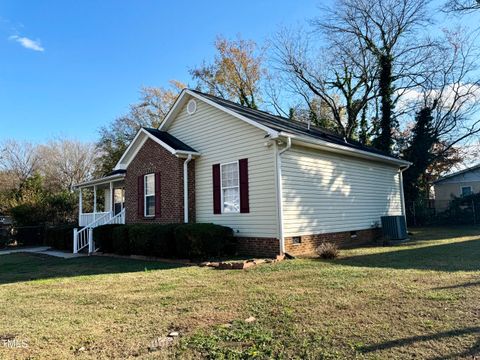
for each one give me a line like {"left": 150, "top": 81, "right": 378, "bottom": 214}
{"left": 433, "top": 164, "right": 480, "bottom": 211}
{"left": 74, "top": 89, "right": 410, "bottom": 257}
{"left": 0, "top": 214, "right": 13, "bottom": 240}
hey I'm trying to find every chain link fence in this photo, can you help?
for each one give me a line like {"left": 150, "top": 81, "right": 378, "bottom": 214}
{"left": 406, "top": 197, "right": 480, "bottom": 227}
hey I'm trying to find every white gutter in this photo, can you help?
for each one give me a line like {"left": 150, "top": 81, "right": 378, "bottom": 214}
{"left": 183, "top": 154, "right": 193, "bottom": 223}
{"left": 280, "top": 132, "right": 411, "bottom": 167}
{"left": 276, "top": 136, "right": 291, "bottom": 255}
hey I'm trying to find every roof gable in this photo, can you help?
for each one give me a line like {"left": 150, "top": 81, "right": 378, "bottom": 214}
{"left": 159, "top": 89, "right": 410, "bottom": 167}
{"left": 114, "top": 127, "right": 199, "bottom": 170}
{"left": 158, "top": 89, "right": 279, "bottom": 137}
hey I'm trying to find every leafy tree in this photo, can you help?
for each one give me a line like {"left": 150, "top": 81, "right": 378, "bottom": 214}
{"left": 190, "top": 36, "right": 265, "bottom": 109}
{"left": 96, "top": 82, "right": 184, "bottom": 175}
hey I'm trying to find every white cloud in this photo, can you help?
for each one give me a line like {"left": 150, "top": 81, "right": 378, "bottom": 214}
{"left": 9, "top": 35, "right": 44, "bottom": 52}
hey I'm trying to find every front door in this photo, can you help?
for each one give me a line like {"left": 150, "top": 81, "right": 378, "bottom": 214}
{"left": 114, "top": 188, "right": 125, "bottom": 215}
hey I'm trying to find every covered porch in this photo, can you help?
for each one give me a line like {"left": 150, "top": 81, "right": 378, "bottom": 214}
{"left": 75, "top": 170, "right": 126, "bottom": 227}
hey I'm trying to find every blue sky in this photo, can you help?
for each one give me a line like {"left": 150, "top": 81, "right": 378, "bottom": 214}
{"left": 0, "top": 1, "right": 476, "bottom": 144}
{"left": 0, "top": 0, "right": 321, "bottom": 143}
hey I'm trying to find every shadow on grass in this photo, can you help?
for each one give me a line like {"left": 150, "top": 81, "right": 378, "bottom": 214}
{"left": 434, "top": 280, "right": 480, "bottom": 290}
{"left": 360, "top": 327, "right": 480, "bottom": 360}
{"left": 0, "top": 253, "right": 185, "bottom": 285}
{"left": 338, "top": 239, "right": 480, "bottom": 272}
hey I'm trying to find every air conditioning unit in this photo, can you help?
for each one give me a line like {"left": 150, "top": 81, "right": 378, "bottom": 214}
{"left": 381, "top": 216, "right": 408, "bottom": 241}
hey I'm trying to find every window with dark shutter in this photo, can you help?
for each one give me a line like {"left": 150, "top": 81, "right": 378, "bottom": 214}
{"left": 137, "top": 175, "right": 144, "bottom": 217}
{"left": 239, "top": 158, "right": 249, "bottom": 213}
{"left": 155, "top": 172, "right": 161, "bottom": 217}
{"left": 212, "top": 164, "right": 221, "bottom": 214}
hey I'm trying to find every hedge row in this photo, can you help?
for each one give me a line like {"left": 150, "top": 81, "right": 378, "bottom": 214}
{"left": 93, "top": 223, "right": 235, "bottom": 260}
{"left": 45, "top": 225, "right": 76, "bottom": 251}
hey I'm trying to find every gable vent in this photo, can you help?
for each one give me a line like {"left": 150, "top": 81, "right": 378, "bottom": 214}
{"left": 187, "top": 99, "right": 197, "bottom": 115}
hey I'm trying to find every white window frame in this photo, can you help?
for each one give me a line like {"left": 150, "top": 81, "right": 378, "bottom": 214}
{"left": 144, "top": 173, "right": 155, "bottom": 217}
{"left": 461, "top": 186, "right": 472, "bottom": 197}
{"left": 220, "top": 161, "right": 240, "bottom": 214}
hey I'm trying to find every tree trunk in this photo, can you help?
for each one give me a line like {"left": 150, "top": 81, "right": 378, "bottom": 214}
{"left": 376, "top": 54, "right": 394, "bottom": 153}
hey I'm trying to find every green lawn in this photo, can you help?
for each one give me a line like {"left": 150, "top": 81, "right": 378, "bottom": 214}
{"left": 0, "top": 226, "right": 479, "bottom": 359}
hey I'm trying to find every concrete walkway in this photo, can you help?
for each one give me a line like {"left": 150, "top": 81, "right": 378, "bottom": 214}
{"left": 0, "top": 246, "right": 87, "bottom": 259}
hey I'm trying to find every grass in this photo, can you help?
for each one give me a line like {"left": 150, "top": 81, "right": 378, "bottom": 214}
{"left": 0, "top": 226, "right": 479, "bottom": 359}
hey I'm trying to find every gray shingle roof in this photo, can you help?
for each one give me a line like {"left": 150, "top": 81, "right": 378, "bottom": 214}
{"left": 143, "top": 127, "right": 198, "bottom": 153}
{"left": 191, "top": 89, "right": 397, "bottom": 159}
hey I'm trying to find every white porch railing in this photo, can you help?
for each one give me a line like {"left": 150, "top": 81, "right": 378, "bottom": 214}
{"left": 73, "top": 209, "right": 125, "bottom": 254}
{"left": 79, "top": 212, "right": 110, "bottom": 227}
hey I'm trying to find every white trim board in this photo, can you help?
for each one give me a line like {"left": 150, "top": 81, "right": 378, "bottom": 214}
{"left": 114, "top": 127, "right": 200, "bottom": 170}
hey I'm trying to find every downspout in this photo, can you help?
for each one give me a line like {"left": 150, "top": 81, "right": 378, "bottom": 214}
{"left": 183, "top": 154, "right": 193, "bottom": 223}
{"left": 399, "top": 165, "right": 410, "bottom": 221}
{"left": 276, "top": 136, "right": 291, "bottom": 255}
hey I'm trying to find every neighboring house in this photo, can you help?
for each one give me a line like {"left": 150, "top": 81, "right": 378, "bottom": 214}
{"left": 0, "top": 214, "right": 13, "bottom": 240}
{"left": 433, "top": 164, "right": 480, "bottom": 211}
{"left": 74, "top": 89, "right": 410, "bottom": 256}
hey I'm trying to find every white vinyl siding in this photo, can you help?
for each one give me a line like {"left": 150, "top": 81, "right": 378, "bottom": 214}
{"left": 166, "top": 99, "right": 278, "bottom": 238}
{"left": 281, "top": 145, "right": 402, "bottom": 237}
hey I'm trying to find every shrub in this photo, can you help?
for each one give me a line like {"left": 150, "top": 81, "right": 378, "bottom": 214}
{"left": 174, "top": 223, "right": 234, "bottom": 259}
{"left": 112, "top": 226, "right": 130, "bottom": 255}
{"left": 316, "top": 242, "right": 339, "bottom": 259}
{"left": 128, "top": 224, "right": 154, "bottom": 256}
{"left": 46, "top": 225, "right": 76, "bottom": 251}
{"left": 150, "top": 224, "right": 179, "bottom": 258}
{"left": 93, "top": 224, "right": 123, "bottom": 253}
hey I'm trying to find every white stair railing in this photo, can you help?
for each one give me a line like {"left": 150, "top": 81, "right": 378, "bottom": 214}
{"left": 109, "top": 209, "right": 125, "bottom": 225}
{"left": 73, "top": 209, "right": 126, "bottom": 254}
{"left": 73, "top": 226, "right": 91, "bottom": 254}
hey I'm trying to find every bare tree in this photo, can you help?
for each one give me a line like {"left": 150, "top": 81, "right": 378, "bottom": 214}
{"left": 96, "top": 81, "right": 184, "bottom": 175}
{"left": 0, "top": 140, "right": 40, "bottom": 184}
{"left": 190, "top": 36, "right": 266, "bottom": 109}
{"left": 401, "top": 30, "right": 480, "bottom": 201}
{"left": 443, "top": 0, "right": 480, "bottom": 13}
{"left": 272, "top": 27, "right": 378, "bottom": 138}
{"left": 38, "top": 139, "right": 98, "bottom": 191}
{"left": 314, "top": 0, "right": 433, "bottom": 153}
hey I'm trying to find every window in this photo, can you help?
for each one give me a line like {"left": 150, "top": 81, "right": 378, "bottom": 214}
{"left": 292, "top": 236, "right": 301, "bottom": 245}
{"left": 144, "top": 174, "right": 155, "bottom": 217}
{"left": 221, "top": 162, "right": 240, "bottom": 213}
{"left": 461, "top": 186, "right": 472, "bottom": 197}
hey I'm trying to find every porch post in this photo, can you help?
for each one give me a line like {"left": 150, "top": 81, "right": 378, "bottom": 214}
{"left": 79, "top": 188, "right": 83, "bottom": 224}
{"left": 73, "top": 228, "right": 78, "bottom": 254}
{"left": 93, "top": 185, "right": 97, "bottom": 219}
{"left": 110, "top": 181, "right": 114, "bottom": 216}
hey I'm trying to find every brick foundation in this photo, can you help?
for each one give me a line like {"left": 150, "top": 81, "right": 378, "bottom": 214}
{"left": 233, "top": 228, "right": 381, "bottom": 258}
{"left": 285, "top": 228, "right": 382, "bottom": 256}
{"left": 124, "top": 138, "right": 195, "bottom": 224}
{"left": 235, "top": 237, "right": 280, "bottom": 258}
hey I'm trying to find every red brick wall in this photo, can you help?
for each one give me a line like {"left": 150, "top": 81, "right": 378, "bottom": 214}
{"left": 284, "top": 228, "right": 382, "bottom": 256}
{"left": 230, "top": 228, "right": 381, "bottom": 258}
{"left": 236, "top": 237, "right": 280, "bottom": 258}
{"left": 124, "top": 138, "right": 195, "bottom": 224}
